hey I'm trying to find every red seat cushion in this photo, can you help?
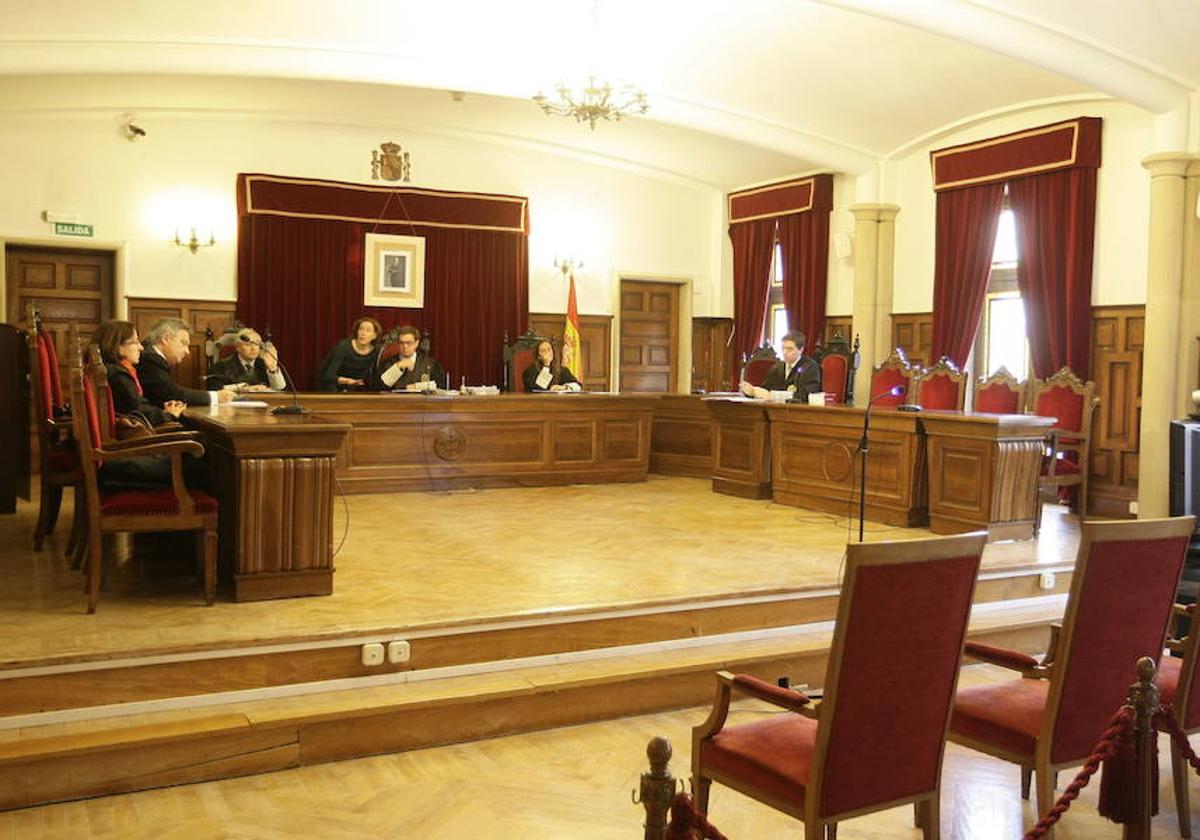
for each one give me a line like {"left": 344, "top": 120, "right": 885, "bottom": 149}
{"left": 700, "top": 714, "right": 818, "bottom": 809}
{"left": 951, "top": 677, "right": 1048, "bottom": 760}
{"left": 44, "top": 447, "right": 79, "bottom": 474}
{"left": 1159, "top": 655, "right": 1181, "bottom": 706}
{"left": 99, "top": 488, "right": 218, "bottom": 516}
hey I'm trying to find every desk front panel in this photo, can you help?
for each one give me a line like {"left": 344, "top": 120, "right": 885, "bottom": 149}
{"left": 766, "top": 405, "right": 928, "bottom": 527}
{"left": 261, "top": 393, "right": 654, "bottom": 493}
{"left": 650, "top": 394, "right": 713, "bottom": 478}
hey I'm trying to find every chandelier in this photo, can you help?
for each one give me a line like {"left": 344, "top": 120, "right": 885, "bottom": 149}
{"left": 533, "top": 76, "right": 648, "bottom": 130}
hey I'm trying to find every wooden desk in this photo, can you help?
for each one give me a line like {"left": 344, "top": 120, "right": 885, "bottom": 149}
{"left": 260, "top": 392, "right": 654, "bottom": 493}
{"left": 707, "top": 398, "right": 772, "bottom": 499}
{"left": 185, "top": 407, "right": 350, "bottom": 602}
{"left": 767, "top": 404, "right": 927, "bottom": 526}
{"left": 650, "top": 394, "right": 713, "bottom": 478}
{"left": 921, "top": 412, "right": 1054, "bottom": 540}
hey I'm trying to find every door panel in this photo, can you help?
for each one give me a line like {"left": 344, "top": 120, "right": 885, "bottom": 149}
{"left": 619, "top": 280, "right": 678, "bottom": 393}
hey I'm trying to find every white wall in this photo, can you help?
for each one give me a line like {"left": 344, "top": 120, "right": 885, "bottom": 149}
{"left": 0, "top": 75, "right": 720, "bottom": 322}
{"left": 888, "top": 100, "right": 1156, "bottom": 313}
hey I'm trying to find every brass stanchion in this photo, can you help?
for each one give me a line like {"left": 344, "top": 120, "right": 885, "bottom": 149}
{"left": 1124, "top": 656, "right": 1159, "bottom": 840}
{"left": 633, "top": 736, "right": 677, "bottom": 840}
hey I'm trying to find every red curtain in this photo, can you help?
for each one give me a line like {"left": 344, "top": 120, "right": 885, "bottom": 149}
{"left": 1008, "top": 168, "right": 1097, "bottom": 379}
{"left": 778, "top": 209, "right": 830, "bottom": 356}
{"left": 929, "top": 183, "right": 1005, "bottom": 367}
{"left": 237, "top": 214, "right": 527, "bottom": 389}
{"left": 729, "top": 218, "right": 776, "bottom": 363}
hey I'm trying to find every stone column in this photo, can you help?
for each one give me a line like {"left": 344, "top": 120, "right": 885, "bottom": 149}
{"left": 1137, "top": 154, "right": 1197, "bottom": 517}
{"left": 849, "top": 203, "right": 900, "bottom": 405}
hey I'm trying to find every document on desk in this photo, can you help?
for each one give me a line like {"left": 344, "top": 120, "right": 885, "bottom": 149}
{"left": 230, "top": 400, "right": 269, "bottom": 408}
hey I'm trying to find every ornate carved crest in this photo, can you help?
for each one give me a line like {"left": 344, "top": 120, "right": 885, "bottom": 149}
{"left": 371, "top": 141, "right": 411, "bottom": 182}
{"left": 433, "top": 427, "right": 467, "bottom": 461}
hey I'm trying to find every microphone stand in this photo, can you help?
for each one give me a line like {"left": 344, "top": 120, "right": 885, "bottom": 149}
{"left": 858, "top": 386, "right": 904, "bottom": 542}
{"left": 270, "top": 359, "right": 308, "bottom": 415}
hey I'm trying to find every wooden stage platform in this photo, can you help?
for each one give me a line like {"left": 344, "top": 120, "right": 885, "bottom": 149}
{"left": 0, "top": 475, "right": 1078, "bottom": 812}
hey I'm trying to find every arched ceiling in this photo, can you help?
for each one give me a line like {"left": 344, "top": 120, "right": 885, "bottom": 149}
{"left": 0, "top": 0, "right": 1192, "bottom": 188}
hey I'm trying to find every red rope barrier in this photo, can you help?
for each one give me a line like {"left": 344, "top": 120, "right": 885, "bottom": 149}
{"left": 665, "top": 792, "right": 730, "bottom": 840}
{"left": 1024, "top": 706, "right": 1135, "bottom": 840}
{"left": 1156, "top": 707, "right": 1200, "bottom": 774}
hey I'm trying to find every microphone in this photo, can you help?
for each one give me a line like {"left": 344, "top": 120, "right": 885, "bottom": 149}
{"left": 856, "top": 384, "right": 906, "bottom": 542}
{"left": 870, "top": 384, "right": 905, "bottom": 404}
{"left": 237, "top": 335, "right": 307, "bottom": 415}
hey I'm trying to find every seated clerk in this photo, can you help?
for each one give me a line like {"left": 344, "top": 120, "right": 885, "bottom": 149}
{"left": 378, "top": 325, "right": 446, "bottom": 391}
{"left": 522, "top": 339, "right": 581, "bottom": 392}
{"left": 739, "top": 329, "right": 822, "bottom": 401}
{"left": 137, "top": 317, "right": 234, "bottom": 407}
{"left": 315, "top": 317, "right": 383, "bottom": 392}
{"left": 95, "top": 319, "right": 186, "bottom": 427}
{"left": 94, "top": 319, "right": 209, "bottom": 491}
{"left": 205, "top": 328, "right": 286, "bottom": 392}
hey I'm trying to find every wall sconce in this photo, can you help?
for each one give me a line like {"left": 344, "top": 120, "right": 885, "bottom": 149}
{"left": 554, "top": 257, "right": 584, "bottom": 277}
{"left": 174, "top": 227, "right": 216, "bottom": 254}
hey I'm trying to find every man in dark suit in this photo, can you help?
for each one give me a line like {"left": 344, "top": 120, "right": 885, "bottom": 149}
{"left": 205, "top": 328, "right": 286, "bottom": 391}
{"left": 740, "top": 329, "right": 822, "bottom": 401}
{"left": 138, "top": 318, "right": 234, "bottom": 407}
{"left": 379, "top": 325, "right": 445, "bottom": 390}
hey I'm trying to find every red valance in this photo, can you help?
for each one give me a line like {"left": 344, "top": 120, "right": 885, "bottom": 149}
{"left": 931, "top": 117, "right": 1102, "bottom": 192}
{"left": 728, "top": 174, "right": 833, "bottom": 224}
{"left": 238, "top": 173, "right": 529, "bottom": 233}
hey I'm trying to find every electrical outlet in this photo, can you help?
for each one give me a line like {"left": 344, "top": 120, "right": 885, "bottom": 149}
{"left": 1129, "top": 500, "right": 1139, "bottom": 515}
{"left": 361, "top": 642, "right": 385, "bottom": 667}
{"left": 1039, "top": 572, "right": 1056, "bottom": 591}
{"left": 387, "top": 640, "right": 411, "bottom": 664}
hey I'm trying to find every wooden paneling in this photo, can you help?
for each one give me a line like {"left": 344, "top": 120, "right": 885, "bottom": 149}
{"left": 691, "top": 317, "right": 734, "bottom": 393}
{"left": 1088, "top": 305, "right": 1143, "bottom": 518}
{"left": 709, "top": 400, "right": 772, "bottom": 499}
{"left": 528, "top": 312, "right": 612, "bottom": 391}
{"left": 126, "top": 297, "right": 238, "bottom": 390}
{"left": 823, "top": 315, "right": 854, "bottom": 345}
{"left": 619, "top": 280, "right": 679, "bottom": 393}
{"left": 258, "top": 392, "right": 654, "bottom": 493}
{"left": 650, "top": 395, "right": 713, "bottom": 478}
{"left": 891, "top": 312, "right": 934, "bottom": 367}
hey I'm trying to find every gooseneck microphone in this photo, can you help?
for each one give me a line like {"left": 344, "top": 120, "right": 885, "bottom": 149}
{"left": 857, "top": 384, "right": 906, "bottom": 542}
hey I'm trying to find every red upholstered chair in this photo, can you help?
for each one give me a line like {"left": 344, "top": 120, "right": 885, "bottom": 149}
{"left": 502, "top": 331, "right": 546, "bottom": 393}
{"left": 974, "top": 366, "right": 1024, "bottom": 414}
{"left": 692, "top": 532, "right": 987, "bottom": 840}
{"left": 1031, "top": 367, "right": 1099, "bottom": 533}
{"left": 28, "top": 311, "right": 81, "bottom": 552}
{"left": 741, "top": 342, "right": 779, "bottom": 388}
{"left": 1155, "top": 602, "right": 1200, "bottom": 837}
{"left": 70, "top": 352, "right": 217, "bottom": 613}
{"left": 912, "top": 356, "right": 967, "bottom": 411}
{"left": 949, "top": 516, "right": 1194, "bottom": 829}
{"left": 869, "top": 347, "right": 915, "bottom": 409}
{"left": 815, "top": 332, "right": 860, "bottom": 405}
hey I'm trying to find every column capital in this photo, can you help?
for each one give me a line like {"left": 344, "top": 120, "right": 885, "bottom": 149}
{"left": 848, "top": 203, "right": 900, "bottom": 223}
{"left": 1141, "top": 152, "right": 1199, "bottom": 178}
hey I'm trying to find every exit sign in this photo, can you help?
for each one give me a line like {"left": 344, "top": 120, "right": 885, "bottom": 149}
{"left": 53, "top": 222, "right": 93, "bottom": 237}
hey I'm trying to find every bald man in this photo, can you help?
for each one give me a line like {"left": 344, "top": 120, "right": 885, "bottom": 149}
{"left": 205, "top": 328, "right": 286, "bottom": 392}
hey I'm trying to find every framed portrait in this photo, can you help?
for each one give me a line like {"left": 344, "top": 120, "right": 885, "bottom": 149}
{"left": 363, "top": 233, "right": 425, "bottom": 308}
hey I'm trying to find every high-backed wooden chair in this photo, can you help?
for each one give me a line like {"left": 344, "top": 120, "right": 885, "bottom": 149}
{"left": 869, "top": 347, "right": 915, "bottom": 409}
{"left": 1155, "top": 602, "right": 1200, "bottom": 837}
{"left": 949, "top": 517, "right": 1195, "bottom": 831}
{"left": 1031, "top": 367, "right": 1099, "bottom": 533}
{"left": 912, "top": 356, "right": 967, "bottom": 411}
{"left": 974, "top": 366, "right": 1024, "bottom": 414}
{"left": 28, "top": 310, "right": 81, "bottom": 552}
{"left": 693, "top": 532, "right": 987, "bottom": 840}
{"left": 70, "top": 351, "right": 218, "bottom": 613}
{"left": 502, "top": 331, "right": 546, "bottom": 392}
{"left": 741, "top": 342, "right": 779, "bottom": 388}
{"left": 815, "top": 333, "right": 860, "bottom": 405}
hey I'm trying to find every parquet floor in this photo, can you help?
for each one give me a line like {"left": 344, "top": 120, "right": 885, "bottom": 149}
{"left": 0, "top": 476, "right": 1076, "bottom": 664}
{"left": 0, "top": 663, "right": 1191, "bottom": 839}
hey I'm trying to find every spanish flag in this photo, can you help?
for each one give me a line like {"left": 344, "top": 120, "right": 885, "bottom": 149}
{"left": 562, "top": 271, "right": 583, "bottom": 381}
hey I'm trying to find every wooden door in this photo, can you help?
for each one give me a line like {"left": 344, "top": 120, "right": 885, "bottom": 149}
{"left": 6, "top": 245, "right": 114, "bottom": 382}
{"left": 619, "top": 280, "right": 678, "bottom": 393}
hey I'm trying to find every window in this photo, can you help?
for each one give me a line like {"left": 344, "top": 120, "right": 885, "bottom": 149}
{"left": 765, "top": 239, "right": 787, "bottom": 354}
{"left": 976, "top": 204, "right": 1028, "bottom": 379}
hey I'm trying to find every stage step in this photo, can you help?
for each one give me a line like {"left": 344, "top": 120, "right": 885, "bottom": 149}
{"left": 0, "top": 595, "right": 1066, "bottom": 812}
{"left": 0, "top": 561, "right": 1072, "bottom": 718}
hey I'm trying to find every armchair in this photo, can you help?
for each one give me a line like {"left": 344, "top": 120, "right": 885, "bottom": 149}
{"left": 502, "top": 331, "right": 547, "bottom": 392}
{"left": 741, "top": 342, "right": 779, "bottom": 388}
{"left": 814, "top": 333, "right": 860, "bottom": 405}
{"left": 1030, "top": 367, "right": 1099, "bottom": 533}
{"left": 693, "top": 532, "right": 986, "bottom": 839}
{"left": 868, "top": 347, "right": 915, "bottom": 409}
{"left": 28, "top": 309, "right": 80, "bottom": 553}
{"left": 912, "top": 356, "right": 967, "bottom": 411}
{"left": 949, "top": 517, "right": 1194, "bottom": 832}
{"left": 1155, "top": 602, "right": 1200, "bottom": 837}
{"left": 974, "top": 366, "right": 1024, "bottom": 414}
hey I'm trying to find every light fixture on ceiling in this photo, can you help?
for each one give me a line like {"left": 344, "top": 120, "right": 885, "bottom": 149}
{"left": 533, "top": 76, "right": 648, "bottom": 130}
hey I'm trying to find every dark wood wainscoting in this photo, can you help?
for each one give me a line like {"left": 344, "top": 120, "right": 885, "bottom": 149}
{"left": 126, "top": 298, "right": 238, "bottom": 390}
{"left": 529, "top": 312, "right": 612, "bottom": 391}
{"left": 891, "top": 312, "right": 934, "bottom": 368}
{"left": 691, "top": 317, "right": 734, "bottom": 393}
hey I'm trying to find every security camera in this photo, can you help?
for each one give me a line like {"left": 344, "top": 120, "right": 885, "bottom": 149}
{"left": 122, "top": 122, "right": 146, "bottom": 141}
